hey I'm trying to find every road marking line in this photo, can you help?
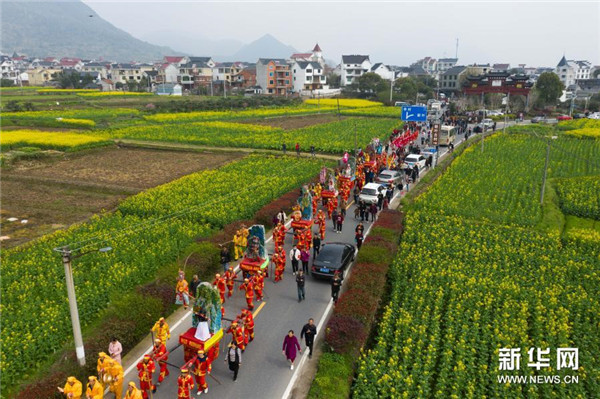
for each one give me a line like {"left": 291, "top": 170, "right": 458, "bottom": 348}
{"left": 280, "top": 190, "right": 400, "bottom": 399}
{"left": 123, "top": 219, "right": 293, "bottom": 378}
{"left": 252, "top": 301, "right": 266, "bottom": 318}
{"left": 280, "top": 141, "right": 467, "bottom": 399}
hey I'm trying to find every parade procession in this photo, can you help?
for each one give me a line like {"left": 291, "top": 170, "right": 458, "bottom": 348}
{"left": 52, "top": 126, "right": 422, "bottom": 398}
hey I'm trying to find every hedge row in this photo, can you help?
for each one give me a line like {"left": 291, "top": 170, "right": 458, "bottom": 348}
{"left": 13, "top": 184, "right": 309, "bottom": 398}
{"left": 309, "top": 210, "right": 403, "bottom": 399}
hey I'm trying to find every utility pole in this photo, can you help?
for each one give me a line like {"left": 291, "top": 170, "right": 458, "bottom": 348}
{"left": 60, "top": 248, "right": 86, "bottom": 366}
{"left": 389, "top": 76, "right": 394, "bottom": 103}
{"left": 481, "top": 110, "right": 487, "bottom": 153}
{"left": 569, "top": 93, "right": 575, "bottom": 116}
{"left": 54, "top": 245, "right": 112, "bottom": 367}
{"left": 223, "top": 78, "right": 226, "bottom": 98}
{"left": 503, "top": 92, "right": 510, "bottom": 134}
{"left": 540, "top": 138, "right": 551, "bottom": 205}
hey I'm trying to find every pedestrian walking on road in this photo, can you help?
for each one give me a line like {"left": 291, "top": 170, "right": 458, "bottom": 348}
{"left": 331, "top": 271, "right": 342, "bottom": 304}
{"left": 359, "top": 201, "right": 366, "bottom": 221}
{"left": 300, "top": 247, "right": 310, "bottom": 274}
{"left": 312, "top": 234, "right": 321, "bottom": 258}
{"left": 331, "top": 208, "right": 338, "bottom": 230}
{"left": 290, "top": 245, "right": 300, "bottom": 275}
{"left": 353, "top": 187, "right": 359, "bottom": 204}
{"left": 296, "top": 270, "right": 306, "bottom": 302}
{"left": 355, "top": 231, "right": 364, "bottom": 249}
{"left": 220, "top": 247, "right": 231, "bottom": 272}
{"left": 225, "top": 341, "right": 242, "bottom": 381}
{"left": 377, "top": 192, "right": 384, "bottom": 210}
{"left": 355, "top": 222, "right": 364, "bottom": 236}
{"left": 301, "top": 318, "right": 317, "bottom": 358}
{"left": 369, "top": 203, "right": 378, "bottom": 222}
{"left": 282, "top": 143, "right": 287, "bottom": 154}
{"left": 336, "top": 212, "right": 344, "bottom": 233}
{"left": 282, "top": 330, "right": 301, "bottom": 370}
{"left": 295, "top": 142, "right": 300, "bottom": 157}
{"left": 109, "top": 337, "right": 123, "bottom": 364}
{"left": 310, "top": 145, "right": 316, "bottom": 157}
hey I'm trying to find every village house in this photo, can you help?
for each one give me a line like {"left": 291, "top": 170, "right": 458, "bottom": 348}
{"left": 256, "top": 58, "right": 292, "bottom": 95}
{"left": 340, "top": 55, "right": 371, "bottom": 86}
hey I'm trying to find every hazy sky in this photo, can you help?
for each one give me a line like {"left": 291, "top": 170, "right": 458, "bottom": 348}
{"left": 83, "top": 0, "right": 600, "bottom": 67}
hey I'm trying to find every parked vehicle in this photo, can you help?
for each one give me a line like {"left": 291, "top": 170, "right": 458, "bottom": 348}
{"left": 588, "top": 112, "right": 600, "bottom": 119}
{"left": 311, "top": 243, "right": 355, "bottom": 279}
{"left": 359, "top": 183, "right": 387, "bottom": 204}
{"left": 404, "top": 154, "right": 427, "bottom": 170}
{"left": 573, "top": 113, "right": 587, "bottom": 119}
{"left": 394, "top": 101, "right": 410, "bottom": 107}
{"left": 479, "top": 118, "right": 494, "bottom": 129}
{"left": 531, "top": 116, "right": 547, "bottom": 123}
{"left": 439, "top": 125, "right": 457, "bottom": 145}
{"left": 557, "top": 115, "right": 573, "bottom": 121}
{"left": 375, "top": 169, "right": 403, "bottom": 185}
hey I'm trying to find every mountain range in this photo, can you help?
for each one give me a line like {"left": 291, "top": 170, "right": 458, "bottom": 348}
{"left": 1, "top": 0, "right": 175, "bottom": 61}
{"left": 0, "top": 0, "right": 335, "bottom": 65}
{"left": 1, "top": 0, "right": 329, "bottom": 64}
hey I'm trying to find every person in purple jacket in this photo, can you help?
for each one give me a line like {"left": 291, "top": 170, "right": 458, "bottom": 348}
{"left": 282, "top": 330, "right": 301, "bottom": 370}
{"left": 300, "top": 247, "right": 310, "bottom": 274}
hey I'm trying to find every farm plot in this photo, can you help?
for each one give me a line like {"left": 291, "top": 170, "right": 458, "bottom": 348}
{"left": 1, "top": 155, "right": 324, "bottom": 389}
{"left": 109, "top": 117, "right": 400, "bottom": 153}
{"left": 1, "top": 148, "right": 238, "bottom": 247}
{"left": 354, "top": 130, "right": 600, "bottom": 398}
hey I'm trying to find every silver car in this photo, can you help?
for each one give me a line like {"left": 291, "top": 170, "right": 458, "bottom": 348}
{"left": 375, "top": 169, "right": 402, "bottom": 185}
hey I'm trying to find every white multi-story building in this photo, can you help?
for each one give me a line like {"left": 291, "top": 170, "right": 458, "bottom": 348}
{"left": 370, "top": 63, "right": 394, "bottom": 81}
{"left": 81, "top": 62, "right": 109, "bottom": 79}
{"left": 437, "top": 58, "right": 458, "bottom": 73}
{"left": 291, "top": 61, "right": 326, "bottom": 92}
{"left": 412, "top": 57, "right": 437, "bottom": 75}
{"left": 555, "top": 56, "right": 591, "bottom": 87}
{"left": 0, "top": 56, "right": 20, "bottom": 84}
{"left": 340, "top": 55, "right": 371, "bottom": 86}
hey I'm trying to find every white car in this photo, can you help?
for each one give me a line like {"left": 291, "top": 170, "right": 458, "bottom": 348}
{"left": 404, "top": 154, "right": 427, "bottom": 170}
{"left": 587, "top": 112, "right": 600, "bottom": 120}
{"left": 480, "top": 118, "right": 494, "bottom": 129}
{"left": 359, "top": 183, "right": 387, "bottom": 204}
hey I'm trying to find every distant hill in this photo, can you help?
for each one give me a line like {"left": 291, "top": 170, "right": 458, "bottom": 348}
{"left": 231, "top": 34, "right": 297, "bottom": 62}
{"left": 141, "top": 30, "right": 244, "bottom": 60}
{"left": 1, "top": 0, "right": 176, "bottom": 61}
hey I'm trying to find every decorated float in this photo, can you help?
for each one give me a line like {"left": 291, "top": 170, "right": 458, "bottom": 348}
{"left": 239, "top": 225, "right": 270, "bottom": 275}
{"left": 179, "top": 283, "right": 223, "bottom": 365}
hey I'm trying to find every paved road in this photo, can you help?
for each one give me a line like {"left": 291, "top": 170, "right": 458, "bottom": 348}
{"left": 115, "top": 135, "right": 466, "bottom": 399}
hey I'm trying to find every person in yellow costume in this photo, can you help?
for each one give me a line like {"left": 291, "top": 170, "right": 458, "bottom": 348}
{"left": 124, "top": 381, "right": 143, "bottom": 399}
{"left": 97, "top": 352, "right": 110, "bottom": 388}
{"left": 107, "top": 358, "right": 124, "bottom": 399}
{"left": 314, "top": 183, "right": 322, "bottom": 199}
{"left": 233, "top": 230, "right": 244, "bottom": 260}
{"left": 85, "top": 376, "right": 103, "bottom": 399}
{"left": 151, "top": 317, "right": 171, "bottom": 345}
{"left": 58, "top": 376, "right": 82, "bottom": 399}
{"left": 241, "top": 226, "right": 249, "bottom": 251}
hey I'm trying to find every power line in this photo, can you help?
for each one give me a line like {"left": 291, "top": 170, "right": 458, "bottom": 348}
{"left": 60, "top": 167, "right": 307, "bottom": 253}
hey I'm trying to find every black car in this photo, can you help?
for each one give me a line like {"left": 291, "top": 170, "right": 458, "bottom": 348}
{"left": 311, "top": 242, "right": 355, "bottom": 279}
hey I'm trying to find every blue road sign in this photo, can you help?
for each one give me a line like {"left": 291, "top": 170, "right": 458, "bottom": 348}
{"left": 401, "top": 106, "right": 427, "bottom": 122}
